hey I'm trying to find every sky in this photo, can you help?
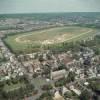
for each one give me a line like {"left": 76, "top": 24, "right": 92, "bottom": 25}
{"left": 0, "top": 0, "right": 100, "bottom": 14}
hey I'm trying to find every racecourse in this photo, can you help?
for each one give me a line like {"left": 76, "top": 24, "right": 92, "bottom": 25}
{"left": 4, "top": 26, "right": 96, "bottom": 53}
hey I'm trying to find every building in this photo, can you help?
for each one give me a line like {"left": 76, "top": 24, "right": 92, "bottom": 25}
{"left": 53, "top": 91, "right": 64, "bottom": 100}
{"left": 51, "top": 69, "right": 67, "bottom": 80}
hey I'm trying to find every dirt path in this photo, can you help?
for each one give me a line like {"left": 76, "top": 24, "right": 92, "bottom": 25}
{"left": 64, "top": 29, "right": 93, "bottom": 41}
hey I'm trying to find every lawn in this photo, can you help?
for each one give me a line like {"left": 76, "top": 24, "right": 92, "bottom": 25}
{"left": 3, "top": 82, "right": 26, "bottom": 92}
{"left": 31, "top": 78, "right": 51, "bottom": 89}
{"left": 4, "top": 26, "right": 97, "bottom": 54}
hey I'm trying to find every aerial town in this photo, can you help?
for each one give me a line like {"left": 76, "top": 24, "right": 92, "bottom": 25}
{"left": 0, "top": 13, "right": 100, "bottom": 100}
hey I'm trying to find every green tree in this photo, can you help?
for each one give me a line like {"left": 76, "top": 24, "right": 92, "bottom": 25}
{"left": 80, "top": 90, "right": 92, "bottom": 100}
{"left": 67, "top": 71, "right": 76, "bottom": 82}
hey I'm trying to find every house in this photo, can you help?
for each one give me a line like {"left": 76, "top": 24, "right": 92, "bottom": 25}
{"left": 70, "top": 86, "right": 81, "bottom": 96}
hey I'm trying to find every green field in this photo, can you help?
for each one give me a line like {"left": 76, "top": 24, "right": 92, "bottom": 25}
{"left": 4, "top": 26, "right": 97, "bottom": 54}
{"left": 3, "top": 82, "right": 25, "bottom": 92}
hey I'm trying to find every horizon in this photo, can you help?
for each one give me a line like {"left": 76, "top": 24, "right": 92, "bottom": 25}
{"left": 0, "top": 11, "right": 100, "bottom": 15}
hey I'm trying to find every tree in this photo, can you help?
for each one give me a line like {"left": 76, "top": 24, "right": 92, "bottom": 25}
{"left": 0, "top": 81, "right": 5, "bottom": 88}
{"left": 80, "top": 90, "right": 92, "bottom": 100}
{"left": 64, "top": 92, "right": 72, "bottom": 98}
{"left": 55, "top": 78, "right": 67, "bottom": 87}
{"left": 46, "top": 54, "right": 52, "bottom": 60}
{"left": 89, "top": 81, "right": 100, "bottom": 93}
{"left": 58, "top": 63, "right": 66, "bottom": 70}
{"left": 39, "top": 92, "right": 53, "bottom": 100}
{"left": 39, "top": 55, "right": 44, "bottom": 62}
{"left": 11, "top": 78, "right": 18, "bottom": 84}
{"left": 41, "top": 84, "right": 52, "bottom": 91}
{"left": 93, "top": 47, "right": 100, "bottom": 55}
{"left": 67, "top": 71, "right": 76, "bottom": 82}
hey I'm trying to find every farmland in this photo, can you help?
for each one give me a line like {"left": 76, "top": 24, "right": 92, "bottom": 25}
{"left": 4, "top": 26, "right": 97, "bottom": 54}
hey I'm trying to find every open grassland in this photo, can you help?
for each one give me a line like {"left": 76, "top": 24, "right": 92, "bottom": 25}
{"left": 4, "top": 26, "right": 97, "bottom": 54}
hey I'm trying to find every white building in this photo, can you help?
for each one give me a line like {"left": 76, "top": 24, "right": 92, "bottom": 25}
{"left": 51, "top": 69, "right": 67, "bottom": 80}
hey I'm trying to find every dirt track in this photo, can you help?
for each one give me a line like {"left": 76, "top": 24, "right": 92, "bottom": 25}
{"left": 15, "top": 29, "right": 93, "bottom": 45}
